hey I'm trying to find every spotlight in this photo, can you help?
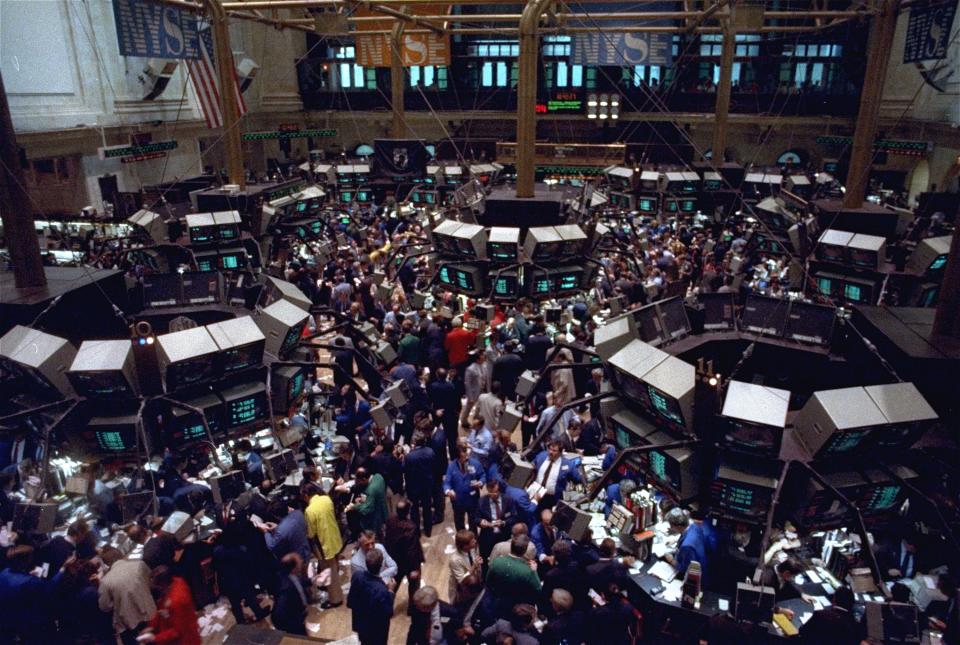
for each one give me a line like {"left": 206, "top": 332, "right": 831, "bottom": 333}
{"left": 236, "top": 57, "right": 260, "bottom": 93}
{"left": 141, "top": 59, "right": 177, "bottom": 101}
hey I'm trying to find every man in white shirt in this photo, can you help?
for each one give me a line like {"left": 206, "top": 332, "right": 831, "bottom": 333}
{"left": 461, "top": 354, "right": 488, "bottom": 428}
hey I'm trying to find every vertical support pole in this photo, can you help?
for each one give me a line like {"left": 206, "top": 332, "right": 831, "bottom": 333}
{"left": 516, "top": 0, "right": 552, "bottom": 198}
{"left": 711, "top": 16, "right": 736, "bottom": 164}
{"left": 843, "top": 0, "right": 899, "bottom": 208}
{"left": 0, "top": 70, "right": 46, "bottom": 289}
{"left": 391, "top": 22, "right": 407, "bottom": 138}
{"left": 205, "top": 0, "right": 246, "bottom": 188}
{"left": 933, "top": 208, "right": 960, "bottom": 338}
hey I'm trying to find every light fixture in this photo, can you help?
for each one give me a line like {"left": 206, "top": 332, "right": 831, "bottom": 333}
{"left": 140, "top": 59, "right": 177, "bottom": 101}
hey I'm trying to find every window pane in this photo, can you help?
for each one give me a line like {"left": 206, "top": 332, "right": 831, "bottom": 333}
{"left": 783, "top": 45, "right": 794, "bottom": 56}
{"left": 832, "top": 45, "right": 842, "bottom": 56}
{"left": 650, "top": 66, "right": 660, "bottom": 83}
{"left": 425, "top": 66, "right": 435, "bottom": 86}
{"left": 736, "top": 45, "right": 746, "bottom": 56}
{"left": 795, "top": 62, "right": 807, "bottom": 84}
{"left": 749, "top": 45, "right": 759, "bottom": 57}
{"left": 340, "top": 63, "right": 352, "bottom": 87}
{"left": 409, "top": 66, "right": 420, "bottom": 87}
{"left": 557, "top": 61, "right": 568, "bottom": 87}
{"left": 712, "top": 64, "right": 720, "bottom": 85}
{"left": 572, "top": 64, "right": 583, "bottom": 86}
{"left": 512, "top": 44, "right": 519, "bottom": 56}
{"left": 820, "top": 44, "right": 831, "bottom": 57}
{"left": 796, "top": 45, "right": 806, "bottom": 56}
{"left": 811, "top": 62, "right": 824, "bottom": 85}
{"left": 497, "top": 61, "right": 507, "bottom": 86}
{"left": 354, "top": 65, "right": 364, "bottom": 87}
{"left": 482, "top": 62, "right": 493, "bottom": 86}
{"left": 478, "top": 45, "right": 488, "bottom": 57}
{"left": 732, "top": 62, "right": 741, "bottom": 83}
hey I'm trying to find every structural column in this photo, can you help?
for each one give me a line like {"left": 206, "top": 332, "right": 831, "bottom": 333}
{"left": 843, "top": 0, "right": 899, "bottom": 208}
{"left": 0, "top": 69, "right": 46, "bottom": 289}
{"left": 516, "top": 0, "right": 553, "bottom": 198}
{"left": 711, "top": 16, "right": 736, "bottom": 164}
{"left": 391, "top": 22, "right": 408, "bottom": 138}
{"left": 205, "top": 0, "right": 246, "bottom": 188}
{"left": 933, "top": 210, "right": 960, "bottom": 338}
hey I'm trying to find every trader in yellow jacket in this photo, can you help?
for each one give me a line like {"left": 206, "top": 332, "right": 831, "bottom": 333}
{"left": 304, "top": 482, "right": 344, "bottom": 608}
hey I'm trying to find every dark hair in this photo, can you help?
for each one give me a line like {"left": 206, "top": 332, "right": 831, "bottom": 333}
{"left": 510, "top": 534, "right": 530, "bottom": 557}
{"left": 891, "top": 582, "right": 911, "bottom": 603}
{"left": 100, "top": 546, "right": 125, "bottom": 567}
{"left": 268, "top": 499, "right": 290, "bottom": 519}
{"left": 599, "top": 538, "right": 617, "bottom": 558}
{"left": 366, "top": 547, "right": 384, "bottom": 575}
{"left": 777, "top": 559, "right": 803, "bottom": 577}
{"left": 151, "top": 565, "right": 174, "bottom": 590}
{"left": 546, "top": 438, "right": 563, "bottom": 450}
{"left": 552, "top": 540, "right": 572, "bottom": 562}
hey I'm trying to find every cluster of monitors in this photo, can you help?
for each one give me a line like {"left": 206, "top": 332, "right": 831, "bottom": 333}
{"left": 141, "top": 271, "right": 222, "bottom": 309}
{"left": 607, "top": 193, "right": 696, "bottom": 215}
{"left": 814, "top": 273, "right": 876, "bottom": 305}
{"left": 194, "top": 249, "right": 248, "bottom": 272}
{"left": 795, "top": 470, "right": 910, "bottom": 528}
{"left": 739, "top": 294, "right": 838, "bottom": 345}
{"left": 409, "top": 189, "right": 439, "bottom": 205}
{"left": 338, "top": 189, "right": 373, "bottom": 204}
{"left": 189, "top": 223, "right": 241, "bottom": 245}
{"left": 615, "top": 375, "right": 687, "bottom": 433}
{"left": 163, "top": 342, "right": 267, "bottom": 393}
{"left": 292, "top": 197, "right": 325, "bottom": 216}
{"left": 436, "top": 263, "right": 586, "bottom": 299}
{"left": 77, "top": 383, "right": 271, "bottom": 456}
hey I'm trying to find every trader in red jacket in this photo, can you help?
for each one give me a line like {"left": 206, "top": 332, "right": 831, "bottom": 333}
{"left": 140, "top": 566, "right": 201, "bottom": 645}
{"left": 444, "top": 318, "right": 479, "bottom": 371}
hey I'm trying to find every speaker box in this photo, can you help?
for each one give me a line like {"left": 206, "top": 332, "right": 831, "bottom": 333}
{"left": 554, "top": 501, "right": 592, "bottom": 542}
{"left": 516, "top": 370, "right": 538, "bottom": 399}
{"left": 161, "top": 510, "right": 196, "bottom": 542}
{"left": 506, "top": 452, "right": 536, "bottom": 488}
{"left": 497, "top": 402, "right": 523, "bottom": 432}
{"left": 370, "top": 399, "right": 399, "bottom": 428}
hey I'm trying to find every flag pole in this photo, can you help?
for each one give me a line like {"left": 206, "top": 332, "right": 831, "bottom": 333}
{"left": 204, "top": 0, "right": 245, "bottom": 188}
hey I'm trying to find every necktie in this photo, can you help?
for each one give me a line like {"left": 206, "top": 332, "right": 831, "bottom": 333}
{"left": 541, "top": 459, "right": 556, "bottom": 487}
{"left": 496, "top": 498, "right": 501, "bottom": 521}
{"left": 901, "top": 551, "right": 913, "bottom": 577}
{"left": 467, "top": 551, "right": 473, "bottom": 566}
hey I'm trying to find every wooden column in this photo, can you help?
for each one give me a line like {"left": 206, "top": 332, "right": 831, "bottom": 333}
{"left": 0, "top": 69, "right": 46, "bottom": 289}
{"left": 711, "top": 17, "right": 736, "bottom": 164}
{"left": 516, "top": 0, "right": 553, "bottom": 198}
{"left": 205, "top": 0, "right": 246, "bottom": 188}
{"left": 843, "top": 0, "right": 899, "bottom": 208}
{"left": 391, "top": 22, "right": 407, "bottom": 138}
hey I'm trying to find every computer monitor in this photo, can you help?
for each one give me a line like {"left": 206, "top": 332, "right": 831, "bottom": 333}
{"left": 356, "top": 189, "right": 372, "bottom": 203}
{"left": 723, "top": 420, "right": 783, "bottom": 456}
{"left": 680, "top": 198, "right": 696, "bottom": 213}
{"left": 492, "top": 271, "right": 521, "bottom": 300}
{"left": 141, "top": 273, "right": 182, "bottom": 307}
{"left": 866, "top": 602, "right": 920, "bottom": 644}
{"left": 647, "top": 449, "right": 684, "bottom": 497}
{"left": 222, "top": 382, "right": 269, "bottom": 429}
{"left": 553, "top": 266, "right": 584, "bottom": 295}
{"left": 219, "top": 251, "right": 245, "bottom": 271}
{"left": 273, "top": 365, "right": 306, "bottom": 410}
{"left": 209, "top": 470, "right": 246, "bottom": 505}
{"left": 712, "top": 464, "right": 778, "bottom": 521}
{"left": 181, "top": 271, "right": 221, "bottom": 305}
{"left": 339, "top": 191, "right": 354, "bottom": 203}
{"left": 636, "top": 195, "right": 657, "bottom": 214}
{"left": 843, "top": 279, "right": 874, "bottom": 304}
{"left": 86, "top": 415, "right": 141, "bottom": 455}
{"left": 13, "top": 503, "right": 57, "bottom": 534}
{"left": 646, "top": 384, "right": 684, "bottom": 426}
{"left": 437, "top": 264, "right": 484, "bottom": 297}
{"left": 168, "top": 392, "right": 224, "bottom": 444}
{"left": 264, "top": 450, "right": 296, "bottom": 482}
{"left": 735, "top": 582, "right": 776, "bottom": 624}
{"left": 120, "top": 491, "right": 155, "bottom": 524}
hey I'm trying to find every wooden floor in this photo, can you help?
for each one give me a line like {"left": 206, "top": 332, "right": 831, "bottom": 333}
{"left": 305, "top": 503, "right": 460, "bottom": 644}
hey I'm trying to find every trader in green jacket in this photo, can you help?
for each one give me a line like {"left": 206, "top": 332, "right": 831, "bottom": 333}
{"left": 347, "top": 467, "right": 389, "bottom": 535}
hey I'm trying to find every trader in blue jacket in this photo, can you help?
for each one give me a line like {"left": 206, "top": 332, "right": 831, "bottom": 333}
{"left": 531, "top": 439, "right": 583, "bottom": 509}
{"left": 443, "top": 441, "right": 486, "bottom": 531}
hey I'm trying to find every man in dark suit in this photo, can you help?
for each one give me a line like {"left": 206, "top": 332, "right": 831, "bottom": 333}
{"left": 524, "top": 322, "right": 552, "bottom": 372}
{"left": 542, "top": 588, "right": 586, "bottom": 645}
{"left": 542, "top": 540, "right": 589, "bottom": 612}
{"left": 383, "top": 500, "right": 424, "bottom": 603}
{"left": 427, "top": 368, "right": 460, "bottom": 457}
{"left": 332, "top": 337, "right": 355, "bottom": 388}
{"left": 799, "top": 586, "right": 862, "bottom": 645}
{"left": 477, "top": 478, "right": 518, "bottom": 561}
{"left": 0, "top": 545, "right": 62, "bottom": 641}
{"left": 406, "top": 585, "right": 468, "bottom": 645}
{"left": 348, "top": 548, "right": 395, "bottom": 645}
{"left": 877, "top": 532, "right": 926, "bottom": 580}
{"left": 403, "top": 431, "right": 437, "bottom": 536}
{"left": 586, "top": 537, "right": 632, "bottom": 592}
{"left": 426, "top": 417, "right": 448, "bottom": 525}
{"left": 760, "top": 558, "right": 807, "bottom": 604}
{"left": 271, "top": 553, "right": 309, "bottom": 635}
{"left": 38, "top": 518, "right": 95, "bottom": 578}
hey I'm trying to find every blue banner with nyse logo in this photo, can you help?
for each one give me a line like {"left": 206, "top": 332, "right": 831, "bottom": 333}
{"left": 903, "top": 0, "right": 958, "bottom": 63}
{"left": 112, "top": 0, "right": 200, "bottom": 59}
{"left": 571, "top": 32, "right": 673, "bottom": 66}
{"left": 570, "top": 2, "right": 676, "bottom": 66}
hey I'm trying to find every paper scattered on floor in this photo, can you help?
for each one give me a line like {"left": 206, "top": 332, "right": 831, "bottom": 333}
{"left": 328, "top": 635, "right": 361, "bottom": 645}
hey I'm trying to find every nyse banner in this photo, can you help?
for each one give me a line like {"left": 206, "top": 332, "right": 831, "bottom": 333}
{"left": 356, "top": 33, "right": 451, "bottom": 67}
{"left": 353, "top": 3, "right": 451, "bottom": 67}
{"left": 572, "top": 32, "right": 673, "bottom": 65}
{"left": 112, "top": 0, "right": 200, "bottom": 59}
{"left": 903, "top": 0, "right": 958, "bottom": 63}
{"left": 569, "top": 2, "right": 676, "bottom": 66}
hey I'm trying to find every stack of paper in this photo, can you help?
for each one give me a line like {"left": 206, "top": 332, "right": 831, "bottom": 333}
{"left": 648, "top": 560, "right": 678, "bottom": 582}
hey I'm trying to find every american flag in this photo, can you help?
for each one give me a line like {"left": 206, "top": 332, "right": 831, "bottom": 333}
{"left": 188, "top": 25, "right": 247, "bottom": 129}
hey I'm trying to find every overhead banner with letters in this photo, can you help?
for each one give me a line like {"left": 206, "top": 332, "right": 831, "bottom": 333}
{"left": 570, "top": 2, "right": 676, "bottom": 66}
{"left": 903, "top": 0, "right": 958, "bottom": 62}
{"left": 354, "top": 3, "right": 451, "bottom": 67}
{"left": 112, "top": 0, "right": 200, "bottom": 59}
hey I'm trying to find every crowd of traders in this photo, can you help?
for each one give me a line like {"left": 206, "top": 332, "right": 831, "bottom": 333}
{"left": 1, "top": 195, "right": 957, "bottom": 645}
